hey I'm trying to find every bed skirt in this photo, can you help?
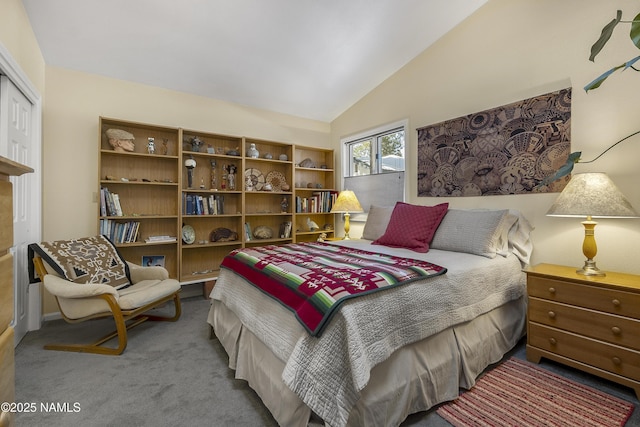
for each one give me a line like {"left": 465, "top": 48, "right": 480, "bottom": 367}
{"left": 208, "top": 296, "right": 526, "bottom": 427}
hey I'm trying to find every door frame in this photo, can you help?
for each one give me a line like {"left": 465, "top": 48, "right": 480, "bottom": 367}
{"left": 0, "top": 42, "right": 43, "bottom": 340}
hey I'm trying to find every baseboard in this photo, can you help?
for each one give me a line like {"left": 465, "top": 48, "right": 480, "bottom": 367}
{"left": 42, "top": 312, "right": 62, "bottom": 322}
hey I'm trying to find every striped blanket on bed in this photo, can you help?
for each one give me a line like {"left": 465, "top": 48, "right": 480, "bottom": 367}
{"left": 220, "top": 242, "right": 446, "bottom": 336}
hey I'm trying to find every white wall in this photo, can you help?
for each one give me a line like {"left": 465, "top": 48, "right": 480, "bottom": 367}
{"left": 331, "top": 0, "right": 640, "bottom": 274}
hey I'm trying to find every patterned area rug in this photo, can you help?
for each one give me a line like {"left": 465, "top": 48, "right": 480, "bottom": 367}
{"left": 437, "top": 358, "right": 635, "bottom": 427}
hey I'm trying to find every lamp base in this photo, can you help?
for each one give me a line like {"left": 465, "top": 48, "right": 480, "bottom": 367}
{"left": 342, "top": 212, "right": 351, "bottom": 240}
{"left": 577, "top": 259, "right": 606, "bottom": 277}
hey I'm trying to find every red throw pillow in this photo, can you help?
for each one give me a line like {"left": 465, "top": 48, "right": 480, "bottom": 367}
{"left": 372, "top": 202, "right": 449, "bottom": 252}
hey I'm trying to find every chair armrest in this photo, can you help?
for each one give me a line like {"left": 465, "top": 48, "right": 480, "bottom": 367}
{"left": 43, "top": 275, "right": 118, "bottom": 299}
{"left": 127, "top": 262, "right": 169, "bottom": 282}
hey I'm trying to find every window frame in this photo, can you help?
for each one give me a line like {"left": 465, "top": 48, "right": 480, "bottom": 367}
{"left": 340, "top": 120, "right": 407, "bottom": 219}
{"left": 342, "top": 120, "right": 407, "bottom": 178}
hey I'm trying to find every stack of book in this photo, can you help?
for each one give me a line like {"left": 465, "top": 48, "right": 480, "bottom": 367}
{"left": 183, "top": 194, "right": 225, "bottom": 215}
{"left": 100, "top": 187, "right": 123, "bottom": 216}
{"left": 100, "top": 219, "right": 140, "bottom": 243}
{"left": 295, "top": 190, "right": 338, "bottom": 213}
{"left": 144, "top": 235, "right": 177, "bottom": 244}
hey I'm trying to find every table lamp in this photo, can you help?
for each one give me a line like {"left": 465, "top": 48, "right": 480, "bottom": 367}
{"left": 330, "top": 190, "right": 363, "bottom": 240}
{"left": 546, "top": 172, "right": 638, "bottom": 276}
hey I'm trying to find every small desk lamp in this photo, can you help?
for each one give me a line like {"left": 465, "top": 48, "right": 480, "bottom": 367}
{"left": 330, "top": 190, "right": 363, "bottom": 240}
{"left": 546, "top": 172, "right": 638, "bottom": 276}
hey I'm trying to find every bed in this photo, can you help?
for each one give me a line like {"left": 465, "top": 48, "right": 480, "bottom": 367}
{"left": 207, "top": 203, "right": 534, "bottom": 427}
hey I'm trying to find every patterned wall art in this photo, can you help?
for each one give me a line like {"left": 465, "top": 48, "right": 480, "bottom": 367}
{"left": 417, "top": 87, "right": 572, "bottom": 197}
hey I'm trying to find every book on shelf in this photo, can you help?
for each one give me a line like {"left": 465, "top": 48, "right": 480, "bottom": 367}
{"left": 112, "top": 193, "right": 123, "bottom": 216}
{"left": 100, "top": 188, "right": 107, "bottom": 216}
{"left": 279, "top": 221, "right": 292, "bottom": 239}
{"left": 244, "top": 222, "right": 253, "bottom": 241}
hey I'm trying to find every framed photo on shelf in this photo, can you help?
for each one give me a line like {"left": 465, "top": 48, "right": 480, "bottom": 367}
{"left": 142, "top": 255, "right": 165, "bottom": 268}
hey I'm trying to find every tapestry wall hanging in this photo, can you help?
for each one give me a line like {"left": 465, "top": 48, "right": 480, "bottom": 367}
{"left": 417, "top": 87, "right": 572, "bottom": 197}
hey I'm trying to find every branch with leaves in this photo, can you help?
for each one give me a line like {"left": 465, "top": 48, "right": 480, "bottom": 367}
{"left": 584, "top": 10, "right": 640, "bottom": 92}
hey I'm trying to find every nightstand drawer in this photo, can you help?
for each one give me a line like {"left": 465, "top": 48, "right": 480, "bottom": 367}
{"left": 529, "top": 323, "right": 640, "bottom": 381}
{"left": 529, "top": 297, "right": 640, "bottom": 350}
{"left": 528, "top": 276, "right": 640, "bottom": 319}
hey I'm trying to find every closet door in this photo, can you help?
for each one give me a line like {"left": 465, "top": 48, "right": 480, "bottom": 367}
{"left": 0, "top": 75, "right": 38, "bottom": 344}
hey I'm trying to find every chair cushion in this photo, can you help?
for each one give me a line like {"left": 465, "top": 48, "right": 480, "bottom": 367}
{"left": 117, "top": 279, "right": 180, "bottom": 310}
{"left": 30, "top": 235, "right": 132, "bottom": 289}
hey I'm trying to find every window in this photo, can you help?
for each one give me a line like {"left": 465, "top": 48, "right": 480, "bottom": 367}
{"left": 346, "top": 126, "right": 405, "bottom": 177}
{"left": 342, "top": 122, "right": 406, "bottom": 217}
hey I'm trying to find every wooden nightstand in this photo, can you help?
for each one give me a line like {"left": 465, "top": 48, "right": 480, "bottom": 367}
{"left": 525, "top": 263, "right": 640, "bottom": 398}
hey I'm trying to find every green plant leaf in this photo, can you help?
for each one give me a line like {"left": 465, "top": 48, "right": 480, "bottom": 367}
{"left": 630, "top": 12, "right": 640, "bottom": 48}
{"left": 584, "top": 56, "right": 640, "bottom": 91}
{"left": 584, "top": 64, "right": 625, "bottom": 91}
{"left": 589, "top": 10, "right": 623, "bottom": 61}
{"left": 622, "top": 55, "right": 640, "bottom": 70}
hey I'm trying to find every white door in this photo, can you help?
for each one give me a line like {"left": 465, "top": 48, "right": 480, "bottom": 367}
{"left": 0, "top": 74, "right": 38, "bottom": 345}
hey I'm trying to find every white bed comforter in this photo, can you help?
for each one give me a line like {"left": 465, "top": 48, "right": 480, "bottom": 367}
{"left": 211, "top": 240, "right": 526, "bottom": 427}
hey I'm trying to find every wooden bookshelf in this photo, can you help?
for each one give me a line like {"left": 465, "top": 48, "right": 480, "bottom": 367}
{"left": 99, "top": 117, "right": 335, "bottom": 284}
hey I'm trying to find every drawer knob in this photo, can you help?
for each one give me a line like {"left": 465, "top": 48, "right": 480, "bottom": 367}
{"left": 549, "top": 337, "right": 557, "bottom": 345}
{"left": 548, "top": 311, "right": 556, "bottom": 319}
{"left": 612, "top": 326, "right": 622, "bottom": 335}
{"left": 548, "top": 287, "right": 556, "bottom": 294}
{"left": 612, "top": 356, "right": 622, "bottom": 365}
{"left": 612, "top": 299, "right": 621, "bottom": 307}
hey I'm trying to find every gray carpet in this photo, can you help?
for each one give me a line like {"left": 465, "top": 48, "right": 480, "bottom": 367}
{"left": 14, "top": 296, "right": 639, "bottom": 426}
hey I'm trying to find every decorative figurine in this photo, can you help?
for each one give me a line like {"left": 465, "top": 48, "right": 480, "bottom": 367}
{"left": 106, "top": 128, "right": 135, "bottom": 152}
{"left": 190, "top": 136, "right": 203, "bottom": 152}
{"left": 253, "top": 225, "right": 273, "bottom": 239}
{"left": 185, "top": 155, "right": 196, "bottom": 188}
{"left": 317, "top": 232, "right": 327, "bottom": 242}
{"left": 247, "top": 143, "right": 259, "bottom": 158}
{"left": 160, "top": 138, "right": 168, "bottom": 155}
{"left": 210, "top": 227, "right": 238, "bottom": 242}
{"left": 147, "top": 137, "right": 155, "bottom": 154}
{"left": 306, "top": 217, "right": 319, "bottom": 232}
{"left": 227, "top": 164, "right": 236, "bottom": 190}
{"left": 280, "top": 197, "right": 288, "bottom": 213}
{"left": 245, "top": 175, "right": 254, "bottom": 191}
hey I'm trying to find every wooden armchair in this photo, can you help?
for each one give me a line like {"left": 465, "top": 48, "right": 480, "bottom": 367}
{"left": 29, "top": 235, "right": 181, "bottom": 355}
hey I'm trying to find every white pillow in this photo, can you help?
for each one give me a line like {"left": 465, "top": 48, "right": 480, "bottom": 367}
{"left": 506, "top": 209, "right": 534, "bottom": 265}
{"left": 361, "top": 205, "right": 395, "bottom": 240}
{"left": 430, "top": 209, "right": 516, "bottom": 258}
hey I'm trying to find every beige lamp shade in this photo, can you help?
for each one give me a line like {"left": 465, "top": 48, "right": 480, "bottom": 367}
{"left": 546, "top": 172, "right": 638, "bottom": 218}
{"left": 546, "top": 172, "right": 638, "bottom": 276}
{"left": 330, "top": 190, "right": 364, "bottom": 213}
{"left": 330, "top": 190, "right": 363, "bottom": 240}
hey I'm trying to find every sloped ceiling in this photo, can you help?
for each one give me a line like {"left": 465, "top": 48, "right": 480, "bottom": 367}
{"left": 22, "top": 0, "right": 487, "bottom": 122}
